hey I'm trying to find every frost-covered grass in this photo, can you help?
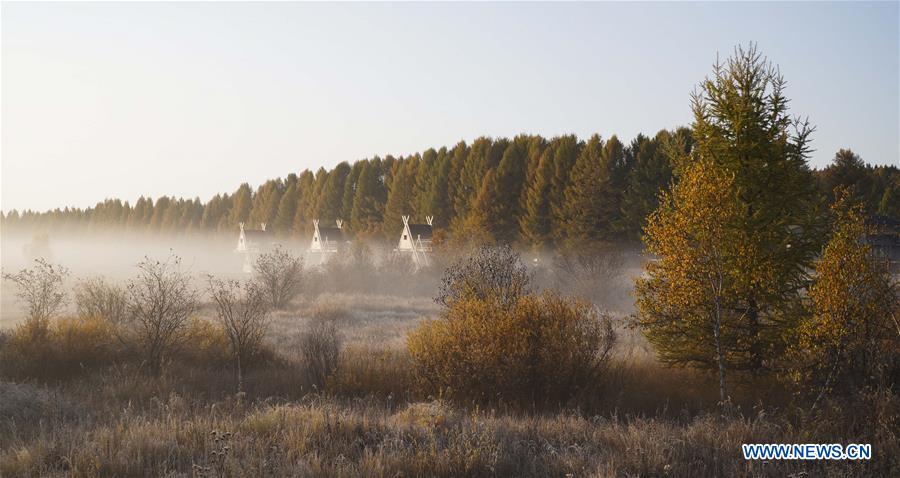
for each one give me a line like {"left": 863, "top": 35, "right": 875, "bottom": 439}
{"left": 0, "top": 293, "right": 895, "bottom": 477}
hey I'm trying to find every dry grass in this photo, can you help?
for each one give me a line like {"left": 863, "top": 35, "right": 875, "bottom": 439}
{"left": 1, "top": 388, "right": 893, "bottom": 477}
{"left": 266, "top": 293, "right": 437, "bottom": 352}
{"left": 0, "top": 293, "right": 896, "bottom": 477}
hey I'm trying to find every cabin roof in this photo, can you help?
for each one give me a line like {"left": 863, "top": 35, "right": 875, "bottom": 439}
{"left": 407, "top": 224, "right": 433, "bottom": 240}
{"left": 318, "top": 226, "right": 346, "bottom": 242}
{"left": 244, "top": 229, "right": 273, "bottom": 241}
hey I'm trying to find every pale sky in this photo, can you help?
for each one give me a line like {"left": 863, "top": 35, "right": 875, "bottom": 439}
{"left": 2, "top": 1, "right": 898, "bottom": 213}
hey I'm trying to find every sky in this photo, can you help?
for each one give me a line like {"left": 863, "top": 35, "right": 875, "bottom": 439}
{"left": 1, "top": 1, "right": 898, "bottom": 213}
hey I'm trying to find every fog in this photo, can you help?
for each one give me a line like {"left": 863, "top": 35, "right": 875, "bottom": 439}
{"left": 1, "top": 229, "right": 251, "bottom": 326}
{"left": 1, "top": 227, "right": 644, "bottom": 328}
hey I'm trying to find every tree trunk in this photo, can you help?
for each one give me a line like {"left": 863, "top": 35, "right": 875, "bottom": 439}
{"left": 713, "top": 297, "right": 729, "bottom": 408}
{"left": 236, "top": 352, "right": 243, "bottom": 394}
{"left": 746, "top": 295, "right": 761, "bottom": 373}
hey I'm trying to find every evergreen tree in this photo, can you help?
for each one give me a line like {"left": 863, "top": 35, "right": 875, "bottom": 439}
{"left": 459, "top": 168, "right": 499, "bottom": 245}
{"left": 647, "top": 43, "right": 823, "bottom": 374}
{"left": 450, "top": 138, "right": 506, "bottom": 234}
{"left": 249, "top": 179, "right": 282, "bottom": 230}
{"left": 618, "top": 129, "right": 692, "bottom": 239}
{"left": 493, "top": 139, "right": 528, "bottom": 243}
{"left": 415, "top": 147, "right": 452, "bottom": 229}
{"left": 342, "top": 161, "right": 365, "bottom": 224}
{"left": 816, "top": 149, "right": 899, "bottom": 216}
{"left": 560, "top": 134, "right": 613, "bottom": 245}
{"left": 414, "top": 149, "right": 437, "bottom": 218}
{"left": 383, "top": 157, "right": 419, "bottom": 239}
{"left": 548, "top": 135, "right": 582, "bottom": 242}
{"left": 316, "top": 162, "right": 351, "bottom": 221}
{"left": 201, "top": 194, "right": 227, "bottom": 231}
{"left": 128, "top": 196, "right": 149, "bottom": 229}
{"left": 149, "top": 197, "right": 171, "bottom": 231}
{"left": 229, "top": 183, "right": 253, "bottom": 228}
{"left": 292, "top": 170, "right": 316, "bottom": 235}
{"left": 274, "top": 178, "right": 299, "bottom": 236}
{"left": 445, "top": 141, "right": 469, "bottom": 223}
{"left": 350, "top": 159, "right": 385, "bottom": 236}
{"left": 519, "top": 150, "right": 555, "bottom": 249}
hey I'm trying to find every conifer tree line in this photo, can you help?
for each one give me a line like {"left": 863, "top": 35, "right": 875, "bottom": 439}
{"left": 2, "top": 130, "right": 697, "bottom": 245}
{"left": 2, "top": 120, "right": 897, "bottom": 246}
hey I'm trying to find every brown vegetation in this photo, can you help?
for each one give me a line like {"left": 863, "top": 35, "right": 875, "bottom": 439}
{"left": 409, "top": 292, "right": 615, "bottom": 407}
{"left": 253, "top": 246, "right": 305, "bottom": 310}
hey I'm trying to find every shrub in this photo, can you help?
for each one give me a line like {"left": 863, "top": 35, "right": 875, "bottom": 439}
{"left": 177, "top": 317, "right": 232, "bottom": 368}
{"left": 435, "top": 244, "right": 531, "bottom": 310}
{"left": 0, "top": 319, "right": 58, "bottom": 380}
{"left": 408, "top": 291, "right": 616, "bottom": 407}
{"left": 206, "top": 277, "right": 272, "bottom": 387}
{"left": 2, "top": 259, "right": 69, "bottom": 330}
{"left": 329, "top": 346, "right": 416, "bottom": 400}
{"left": 0, "top": 316, "right": 119, "bottom": 381}
{"left": 54, "top": 316, "right": 120, "bottom": 371}
{"left": 254, "top": 245, "right": 304, "bottom": 309}
{"left": 74, "top": 277, "right": 129, "bottom": 326}
{"left": 125, "top": 255, "right": 199, "bottom": 374}
{"left": 299, "top": 318, "right": 343, "bottom": 391}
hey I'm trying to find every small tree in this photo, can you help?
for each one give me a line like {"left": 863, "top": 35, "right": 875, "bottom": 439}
{"left": 254, "top": 245, "right": 304, "bottom": 309}
{"left": 2, "top": 259, "right": 69, "bottom": 335}
{"left": 635, "top": 158, "right": 764, "bottom": 406}
{"left": 790, "top": 192, "right": 899, "bottom": 406}
{"left": 74, "top": 277, "right": 129, "bottom": 326}
{"left": 126, "top": 255, "right": 198, "bottom": 374}
{"left": 206, "top": 277, "right": 272, "bottom": 390}
{"left": 436, "top": 244, "right": 531, "bottom": 310}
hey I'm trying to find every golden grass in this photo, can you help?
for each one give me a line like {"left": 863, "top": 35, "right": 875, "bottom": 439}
{"left": 2, "top": 388, "right": 894, "bottom": 477}
{"left": 0, "top": 294, "right": 896, "bottom": 477}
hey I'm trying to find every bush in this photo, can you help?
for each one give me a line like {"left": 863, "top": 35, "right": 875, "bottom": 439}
{"left": 0, "top": 316, "right": 120, "bottom": 381}
{"left": 74, "top": 277, "right": 129, "bottom": 326}
{"left": 2, "top": 259, "right": 69, "bottom": 325}
{"left": 329, "top": 346, "right": 416, "bottom": 400}
{"left": 0, "top": 314, "right": 270, "bottom": 383}
{"left": 408, "top": 291, "right": 616, "bottom": 407}
{"left": 126, "top": 255, "right": 198, "bottom": 374}
{"left": 177, "top": 317, "right": 232, "bottom": 368}
{"left": 298, "top": 318, "right": 343, "bottom": 391}
{"left": 206, "top": 277, "right": 272, "bottom": 387}
{"left": 254, "top": 245, "right": 304, "bottom": 309}
{"left": 435, "top": 244, "right": 531, "bottom": 310}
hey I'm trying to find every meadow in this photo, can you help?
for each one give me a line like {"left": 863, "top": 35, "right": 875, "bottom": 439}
{"left": 0, "top": 232, "right": 895, "bottom": 478}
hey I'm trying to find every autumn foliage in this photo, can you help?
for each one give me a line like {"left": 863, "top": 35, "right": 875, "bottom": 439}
{"left": 789, "top": 192, "right": 899, "bottom": 401}
{"left": 409, "top": 292, "right": 615, "bottom": 407}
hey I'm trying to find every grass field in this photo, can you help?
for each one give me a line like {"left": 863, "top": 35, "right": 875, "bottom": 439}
{"left": 1, "top": 289, "right": 896, "bottom": 477}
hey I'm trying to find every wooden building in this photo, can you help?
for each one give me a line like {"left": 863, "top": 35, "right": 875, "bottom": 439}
{"left": 395, "top": 215, "right": 433, "bottom": 269}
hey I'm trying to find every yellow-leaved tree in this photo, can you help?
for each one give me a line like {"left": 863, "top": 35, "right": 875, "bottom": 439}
{"left": 635, "top": 157, "right": 776, "bottom": 405}
{"left": 789, "top": 190, "right": 898, "bottom": 406}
